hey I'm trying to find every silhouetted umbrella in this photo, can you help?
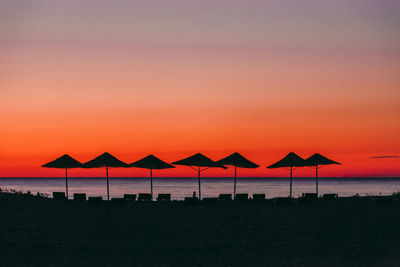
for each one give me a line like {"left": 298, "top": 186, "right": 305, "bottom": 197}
{"left": 217, "top": 152, "right": 259, "bottom": 198}
{"left": 129, "top": 154, "right": 175, "bottom": 199}
{"left": 172, "top": 153, "right": 227, "bottom": 200}
{"left": 304, "top": 153, "right": 341, "bottom": 196}
{"left": 42, "top": 154, "right": 82, "bottom": 199}
{"left": 267, "top": 152, "right": 306, "bottom": 198}
{"left": 82, "top": 152, "right": 128, "bottom": 200}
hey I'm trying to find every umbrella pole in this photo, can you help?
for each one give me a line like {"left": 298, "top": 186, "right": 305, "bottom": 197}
{"left": 234, "top": 166, "right": 237, "bottom": 199}
{"left": 150, "top": 168, "right": 153, "bottom": 200}
{"left": 316, "top": 165, "right": 319, "bottom": 197}
{"left": 106, "top": 166, "right": 109, "bottom": 201}
{"left": 198, "top": 166, "right": 201, "bottom": 200}
{"left": 65, "top": 168, "right": 68, "bottom": 199}
{"left": 289, "top": 166, "right": 293, "bottom": 199}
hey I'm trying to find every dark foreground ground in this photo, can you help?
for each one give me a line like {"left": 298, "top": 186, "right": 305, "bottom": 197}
{"left": 1, "top": 193, "right": 400, "bottom": 266}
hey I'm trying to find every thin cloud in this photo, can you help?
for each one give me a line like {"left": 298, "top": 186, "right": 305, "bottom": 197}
{"left": 369, "top": 155, "right": 399, "bottom": 159}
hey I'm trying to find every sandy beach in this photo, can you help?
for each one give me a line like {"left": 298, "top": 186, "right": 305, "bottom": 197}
{"left": 1, "top": 192, "right": 400, "bottom": 266}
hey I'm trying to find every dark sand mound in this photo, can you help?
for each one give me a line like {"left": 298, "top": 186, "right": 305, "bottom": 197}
{"left": 1, "top": 193, "right": 400, "bottom": 266}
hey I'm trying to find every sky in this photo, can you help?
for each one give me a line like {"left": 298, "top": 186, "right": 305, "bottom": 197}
{"left": 0, "top": 0, "right": 399, "bottom": 177}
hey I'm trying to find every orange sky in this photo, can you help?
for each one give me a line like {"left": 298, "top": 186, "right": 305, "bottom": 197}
{"left": 1, "top": 1, "right": 399, "bottom": 177}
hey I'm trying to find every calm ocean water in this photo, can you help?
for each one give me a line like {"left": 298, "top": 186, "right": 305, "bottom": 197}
{"left": 1, "top": 177, "right": 400, "bottom": 200}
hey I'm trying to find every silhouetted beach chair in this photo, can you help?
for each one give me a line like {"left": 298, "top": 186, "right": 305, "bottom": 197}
{"left": 219, "top": 194, "right": 232, "bottom": 201}
{"left": 202, "top": 197, "right": 217, "bottom": 204}
{"left": 111, "top": 198, "right": 125, "bottom": 204}
{"left": 302, "top": 193, "right": 318, "bottom": 199}
{"left": 73, "top": 193, "right": 86, "bottom": 201}
{"left": 138, "top": 193, "right": 152, "bottom": 201}
{"left": 323, "top": 193, "right": 338, "bottom": 200}
{"left": 184, "top": 197, "right": 198, "bottom": 204}
{"left": 275, "top": 197, "right": 292, "bottom": 204}
{"left": 157, "top": 194, "right": 171, "bottom": 201}
{"left": 52, "top": 192, "right": 66, "bottom": 200}
{"left": 299, "top": 193, "right": 318, "bottom": 204}
{"left": 235, "top": 193, "right": 248, "bottom": 200}
{"left": 123, "top": 194, "right": 137, "bottom": 201}
{"left": 253, "top": 194, "right": 265, "bottom": 200}
{"left": 88, "top": 196, "right": 102, "bottom": 203}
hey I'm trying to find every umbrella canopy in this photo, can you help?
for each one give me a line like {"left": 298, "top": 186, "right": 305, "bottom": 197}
{"left": 267, "top": 152, "right": 306, "bottom": 169}
{"left": 217, "top": 152, "right": 259, "bottom": 168}
{"left": 172, "top": 153, "right": 226, "bottom": 199}
{"left": 42, "top": 154, "right": 82, "bottom": 169}
{"left": 217, "top": 152, "right": 259, "bottom": 198}
{"left": 129, "top": 154, "right": 175, "bottom": 199}
{"left": 304, "top": 153, "right": 341, "bottom": 196}
{"left": 304, "top": 153, "right": 341, "bottom": 166}
{"left": 82, "top": 152, "right": 128, "bottom": 200}
{"left": 267, "top": 152, "right": 306, "bottom": 198}
{"left": 82, "top": 152, "right": 128, "bottom": 168}
{"left": 172, "top": 153, "right": 226, "bottom": 168}
{"left": 42, "top": 154, "right": 82, "bottom": 198}
{"left": 130, "top": 154, "right": 175, "bottom": 169}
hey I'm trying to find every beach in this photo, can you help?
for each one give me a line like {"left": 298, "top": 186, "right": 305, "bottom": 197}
{"left": 1, "top": 192, "right": 400, "bottom": 266}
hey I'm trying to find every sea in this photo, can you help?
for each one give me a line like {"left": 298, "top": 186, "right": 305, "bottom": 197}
{"left": 1, "top": 177, "right": 400, "bottom": 200}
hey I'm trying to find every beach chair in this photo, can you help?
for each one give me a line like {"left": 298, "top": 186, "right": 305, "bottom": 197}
{"left": 275, "top": 197, "right": 292, "bottom": 204}
{"left": 298, "top": 193, "right": 318, "bottom": 204}
{"left": 184, "top": 197, "right": 198, "bottom": 204}
{"left": 73, "top": 193, "right": 86, "bottom": 201}
{"left": 253, "top": 194, "right": 265, "bottom": 201}
{"left": 202, "top": 197, "right": 217, "bottom": 204}
{"left": 138, "top": 193, "right": 152, "bottom": 201}
{"left": 52, "top": 192, "right": 66, "bottom": 200}
{"left": 123, "top": 194, "right": 137, "bottom": 201}
{"left": 235, "top": 193, "right": 248, "bottom": 201}
{"left": 302, "top": 193, "right": 318, "bottom": 200}
{"left": 219, "top": 194, "right": 232, "bottom": 201}
{"left": 111, "top": 198, "right": 125, "bottom": 204}
{"left": 157, "top": 194, "right": 171, "bottom": 201}
{"left": 323, "top": 193, "right": 338, "bottom": 200}
{"left": 88, "top": 196, "right": 103, "bottom": 203}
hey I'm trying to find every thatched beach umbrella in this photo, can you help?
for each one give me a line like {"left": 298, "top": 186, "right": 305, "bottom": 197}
{"left": 82, "top": 152, "right": 128, "bottom": 200}
{"left": 172, "top": 153, "right": 227, "bottom": 200}
{"left": 267, "top": 152, "right": 306, "bottom": 198}
{"left": 129, "top": 154, "right": 175, "bottom": 199}
{"left": 217, "top": 152, "right": 259, "bottom": 199}
{"left": 304, "top": 153, "right": 341, "bottom": 196}
{"left": 42, "top": 154, "right": 82, "bottom": 199}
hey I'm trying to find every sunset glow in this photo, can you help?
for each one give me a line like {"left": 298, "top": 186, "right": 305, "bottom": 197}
{"left": 1, "top": 0, "right": 399, "bottom": 177}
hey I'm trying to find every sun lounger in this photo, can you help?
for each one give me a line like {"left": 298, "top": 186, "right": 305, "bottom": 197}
{"left": 157, "top": 194, "right": 171, "bottom": 201}
{"left": 299, "top": 193, "right": 318, "bottom": 204}
{"left": 184, "top": 197, "right": 198, "bottom": 204}
{"left": 302, "top": 193, "right": 318, "bottom": 199}
{"left": 253, "top": 194, "right": 265, "bottom": 200}
{"left": 202, "top": 197, "right": 217, "bottom": 204}
{"left": 219, "top": 194, "right": 232, "bottom": 201}
{"left": 235, "top": 193, "right": 248, "bottom": 200}
{"left": 123, "top": 194, "right": 137, "bottom": 201}
{"left": 323, "top": 193, "right": 338, "bottom": 200}
{"left": 88, "top": 196, "right": 102, "bottom": 203}
{"left": 111, "top": 198, "right": 125, "bottom": 203}
{"left": 138, "top": 193, "right": 152, "bottom": 201}
{"left": 73, "top": 193, "right": 86, "bottom": 201}
{"left": 52, "top": 192, "right": 66, "bottom": 200}
{"left": 275, "top": 197, "right": 292, "bottom": 204}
